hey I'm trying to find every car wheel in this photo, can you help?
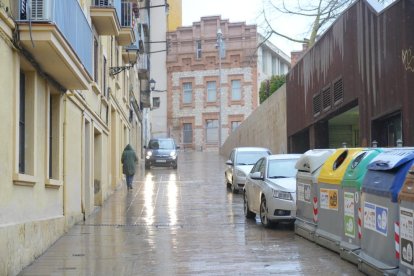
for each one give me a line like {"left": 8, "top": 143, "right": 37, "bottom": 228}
{"left": 244, "top": 192, "right": 256, "bottom": 219}
{"left": 173, "top": 162, "right": 177, "bottom": 169}
{"left": 145, "top": 163, "right": 150, "bottom": 170}
{"left": 260, "top": 197, "right": 272, "bottom": 228}
{"left": 231, "top": 178, "right": 238, "bottom": 194}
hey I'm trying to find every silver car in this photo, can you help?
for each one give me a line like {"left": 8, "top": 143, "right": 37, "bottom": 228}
{"left": 225, "top": 147, "right": 271, "bottom": 193}
{"left": 243, "top": 154, "right": 302, "bottom": 227}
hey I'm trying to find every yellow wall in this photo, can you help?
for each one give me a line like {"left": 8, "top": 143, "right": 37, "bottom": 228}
{"left": 168, "top": 0, "right": 182, "bottom": 31}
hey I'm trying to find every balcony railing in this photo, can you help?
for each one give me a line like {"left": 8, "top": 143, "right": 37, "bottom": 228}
{"left": 19, "top": 0, "right": 93, "bottom": 76}
{"left": 138, "top": 53, "right": 149, "bottom": 71}
{"left": 118, "top": 0, "right": 133, "bottom": 28}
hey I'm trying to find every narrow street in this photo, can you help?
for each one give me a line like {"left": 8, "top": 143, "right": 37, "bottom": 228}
{"left": 19, "top": 151, "right": 362, "bottom": 275}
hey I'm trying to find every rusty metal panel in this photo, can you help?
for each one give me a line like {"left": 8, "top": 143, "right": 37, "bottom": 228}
{"left": 287, "top": 0, "right": 414, "bottom": 147}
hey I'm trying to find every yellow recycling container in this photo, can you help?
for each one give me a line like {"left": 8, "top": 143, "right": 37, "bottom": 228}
{"left": 315, "top": 148, "right": 363, "bottom": 253}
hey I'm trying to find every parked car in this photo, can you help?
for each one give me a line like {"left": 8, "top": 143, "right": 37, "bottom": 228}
{"left": 225, "top": 147, "right": 271, "bottom": 193}
{"left": 145, "top": 138, "right": 180, "bottom": 169}
{"left": 243, "top": 154, "right": 302, "bottom": 227}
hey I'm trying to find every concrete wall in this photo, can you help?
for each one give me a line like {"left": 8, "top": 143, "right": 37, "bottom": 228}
{"left": 221, "top": 84, "right": 287, "bottom": 158}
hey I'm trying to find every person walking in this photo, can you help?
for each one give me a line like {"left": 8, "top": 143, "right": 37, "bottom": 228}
{"left": 121, "top": 144, "right": 138, "bottom": 189}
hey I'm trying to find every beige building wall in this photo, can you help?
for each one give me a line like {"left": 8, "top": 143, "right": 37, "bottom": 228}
{"left": 0, "top": 1, "right": 143, "bottom": 274}
{"left": 221, "top": 84, "right": 288, "bottom": 158}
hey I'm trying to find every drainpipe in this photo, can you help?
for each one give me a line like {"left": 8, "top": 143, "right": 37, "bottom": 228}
{"left": 62, "top": 94, "right": 67, "bottom": 223}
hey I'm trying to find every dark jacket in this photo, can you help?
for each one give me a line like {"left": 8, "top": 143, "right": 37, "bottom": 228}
{"left": 121, "top": 144, "right": 138, "bottom": 175}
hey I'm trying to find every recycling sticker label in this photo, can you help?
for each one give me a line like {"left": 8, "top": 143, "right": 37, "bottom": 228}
{"left": 344, "top": 192, "right": 355, "bottom": 238}
{"left": 297, "top": 182, "right": 311, "bottom": 203}
{"left": 363, "top": 201, "right": 388, "bottom": 236}
{"left": 400, "top": 207, "right": 414, "bottom": 268}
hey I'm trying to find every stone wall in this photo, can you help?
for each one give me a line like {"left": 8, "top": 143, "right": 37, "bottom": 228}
{"left": 221, "top": 84, "right": 287, "bottom": 158}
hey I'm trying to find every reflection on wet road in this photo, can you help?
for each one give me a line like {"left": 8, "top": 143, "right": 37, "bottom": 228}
{"left": 19, "top": 151, "right": 362, "bottom": 275}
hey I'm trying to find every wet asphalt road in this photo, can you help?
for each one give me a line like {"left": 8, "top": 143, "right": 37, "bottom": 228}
{"left": 19, "top": 151, "right": 363, "bottom": 275}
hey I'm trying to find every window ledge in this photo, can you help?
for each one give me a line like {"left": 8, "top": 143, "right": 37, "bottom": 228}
{"left": 45, "top": 179, "right": 63, "bottom": 189}
{"left": 91, "top": 82, "right": 102, "bottom": 96}
{"left": 13, "top": 173, "right": 37, "bottom": 187}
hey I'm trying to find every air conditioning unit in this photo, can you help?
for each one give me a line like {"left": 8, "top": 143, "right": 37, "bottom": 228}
{"left": 22, "top": 0, "right": 50, "bottom": 21}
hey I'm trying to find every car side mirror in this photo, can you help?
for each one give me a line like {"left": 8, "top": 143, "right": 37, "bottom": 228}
{"left": 143, "top": 146, "right": 147, "bottom": 149}
{"left": 225, "top": 160, "right": 233, "bottom": 166}
{"left": 250, "top": 171, "right": 264, "bottom": 180}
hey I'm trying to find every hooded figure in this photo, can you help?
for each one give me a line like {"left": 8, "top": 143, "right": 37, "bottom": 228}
{"left": 121, "top": 144, "right": 138, "bottom": 189}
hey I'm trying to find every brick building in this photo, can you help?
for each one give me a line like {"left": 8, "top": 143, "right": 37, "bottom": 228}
{"left": 166, "top": 16, "right": 289, "bottom": 150}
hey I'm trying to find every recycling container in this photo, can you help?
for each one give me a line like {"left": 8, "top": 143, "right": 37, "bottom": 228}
{"left": 315, "top": 148, "right": 363, "bottom": 253}
{"left": 358, "top": 149, "right": 414, "bottom": 276}
{"left": 339, "top": 148, "right": 382, "bottom": 265}
{"left": 295, "top": 149, "right": 335, "bottom": 242}
{"left": 397, "top": 165, "right": 414, "bottom": 276}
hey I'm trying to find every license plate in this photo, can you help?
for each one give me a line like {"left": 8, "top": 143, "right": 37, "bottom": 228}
{"left": 156, "top": 160, "right": 167, "bottom": 163}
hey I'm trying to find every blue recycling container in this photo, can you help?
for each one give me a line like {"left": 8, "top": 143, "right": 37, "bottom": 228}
{"left": 358, "top": 148, "right": 414, "bottom": 276}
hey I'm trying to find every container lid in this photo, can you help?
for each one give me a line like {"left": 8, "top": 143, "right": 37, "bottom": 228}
{"left": 399, "top": 166, "right": 414, "bottom": 202}
{"left": 341, "top": 149, "right": 383, "bottom": 187}
{"left": 295, "top": 149, "right": 335, "bottom": 173}
{"left": 362, "top": 149, "right": 414, "bottom": 202}
{"left": 317, "top": 148, "right": 363, "bottom": 185}
{"left": 367, "top": 149, "right": 414, "bottom": 171}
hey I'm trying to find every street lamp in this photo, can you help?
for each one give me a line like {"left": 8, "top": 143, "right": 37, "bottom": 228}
{"left": 109, "top": 45, "right": 140, "bottom": 76}
{"left": 216, "top": 28, "right": 223, "bottom": 148}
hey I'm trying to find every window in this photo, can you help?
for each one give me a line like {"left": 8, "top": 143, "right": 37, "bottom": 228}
{"left": 18, "top": 71, "right": 35, "bottom": 176}
{"left": 152, "top": 97, "right": 160, "bottom": 108}
{"left": 183, "top": 123, "right": 193, "bottom": 144}
{"left": 231, "top": 121, "right": 241, "bottom": 132}
{"left": 48, "top": 92, "right": 60, "bottom": 180}
{"left": 183, "top": 82, "right": 192, "bottom": 104}
{"left": 231, "top": 80, "right": 241, "bottom": 101}
{"left": 18, "top": 72, "right": 26, "bottom": 173}
{"left": 206, "top": 81, "right": 216, "bottom": 102}
{"left": 205, "top": 119, "right": 218, "bottom": 144}
{"left": 196, "top": 40, "right": 202, "bottom": 59}
{"left": 94, "top": 37, "right": 98, "bottom": 82}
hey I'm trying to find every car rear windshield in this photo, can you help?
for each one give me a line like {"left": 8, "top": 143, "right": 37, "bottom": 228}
{"left": 149, "top": 140, "right": 175, "bottom": 150}
{"left": 236, "top": 151, "right": 269, "bottom": 165}
{"left": 267, "top": 159, "right": 298, "bottom": 178}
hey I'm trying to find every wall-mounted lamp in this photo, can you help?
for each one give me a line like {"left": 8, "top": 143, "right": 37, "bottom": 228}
{"left": 109, "top": 45, "right": 140, "bottom": 76}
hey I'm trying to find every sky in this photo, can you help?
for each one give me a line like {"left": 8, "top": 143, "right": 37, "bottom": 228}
{"left": 181, "top": 0, "right": 311, "bottom": 56}
{"left": 181, "top": 0, "right": 395, "bottom": 56}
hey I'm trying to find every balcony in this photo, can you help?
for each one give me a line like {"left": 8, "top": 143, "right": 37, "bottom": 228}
{"left": 90, "top": 0, "right": 121, "bottom": 36}
{"left": 117, "top": 1, "right": 135, "bottom": 46}
{"left": 140, "top": 79, "right": 151, "bottom": 108}
{"left": 138, "top": 53, "right": 149, "bottom": 79}
{"left": 18, "top": 0, "right": 92, "bottom": 90}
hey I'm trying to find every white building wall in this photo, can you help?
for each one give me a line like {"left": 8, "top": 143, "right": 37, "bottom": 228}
{"left": 149, "top": 0, "right": 168, "bottom": 138}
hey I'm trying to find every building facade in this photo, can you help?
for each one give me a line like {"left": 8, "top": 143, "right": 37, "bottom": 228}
{"left": 148, "top": 0, "right": 170, "bottom": 139}
{"left": 257, "top": 34, "right": 291, "bottom": 84}
{"left": 166, "top": 16, "right": 257, "bottom": 150}
{"left": 0, "top": 0, "right": 151, "bottom": 274}
{"left": 286, "top": 0, "right": 414, "bottom": 153}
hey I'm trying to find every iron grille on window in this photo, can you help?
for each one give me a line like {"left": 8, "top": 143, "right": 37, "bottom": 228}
{"left": 334, "top": 78, "right": 344, "bottom": 104}
{"left": 313, "top": 93, "right": 321, "bottom": 116}
{"left": 322, "top": 87, "right": 331, "bottom": 110}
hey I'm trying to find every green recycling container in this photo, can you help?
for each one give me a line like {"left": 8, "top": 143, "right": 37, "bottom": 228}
{"left": 339, "top": 148, "right": 382, "bottom": 264}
